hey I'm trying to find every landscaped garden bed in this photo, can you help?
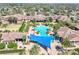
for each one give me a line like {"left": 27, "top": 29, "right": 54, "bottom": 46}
{"left": 0, "top": 43, "right": 5, "bottom": 49}
{"left": 7, "top": 42, "right": 17, "bottom": 49}
{"left": 74, "top": 48, "right": 79, "bottom": 55}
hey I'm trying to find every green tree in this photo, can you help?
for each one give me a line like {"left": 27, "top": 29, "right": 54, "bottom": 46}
{"left": 62, "top": 38, "right": 71, "bottom": 48}
{"left": 48, "top": 17, "right": 53, "bottom": 22}
{"left": 70, "top": 17, "right": 74, "bottom": 23}
{"left": 30, "top": 45, "right": 40, "bottom": 55}
{"left": 0, "top": 43, "right": 5, "bottom": 49}
{"left": 71, "top": 51, "right": 78, "bottom": 55}
{"left": 53, "top": 23, "right": 61, "bottom": 32}
{"left": 75, "top": 48, "right": 79, "bottom": 54}
{"left": 57, "top": 20, "right": 64, "bottom": 27}
{"left": 22, "top": 35, "right": 26, "bottom": 42}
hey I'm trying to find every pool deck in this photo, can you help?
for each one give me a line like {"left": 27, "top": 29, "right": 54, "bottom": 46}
{"left": 28, "top": 26, "right": 60, "bottom": 55}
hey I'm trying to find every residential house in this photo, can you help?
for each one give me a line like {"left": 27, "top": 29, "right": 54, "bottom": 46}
{"left": 57, "top": 27, "right": 71, "bottom": 38}
{"left": 32, "top": 14, "right": 47, "bottom": 22}
{"left": 57, "top": 27, "right": 79, "bottom": 46}
{"left": 0, "top": 14, "right": 47, "bottom": 23}
{"left": 1, "top": 32, "right": 25, "bottom": 42}
{"left": 51, "top": 15, "right": 70, "bottom": 22}
{"left": 1, "top": 14, "right": 34, "bottom": 24}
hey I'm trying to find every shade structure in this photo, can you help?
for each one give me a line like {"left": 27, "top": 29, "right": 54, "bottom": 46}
{"left": 29, "top": 34, "right": 55, "bottom": 48}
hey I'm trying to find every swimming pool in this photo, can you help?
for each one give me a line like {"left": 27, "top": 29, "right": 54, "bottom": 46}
{"left": 29, "top": 25, "right": 55, "bottom": 48}
{"left": 34, "top": 25, "right": 49, "bottom": 36}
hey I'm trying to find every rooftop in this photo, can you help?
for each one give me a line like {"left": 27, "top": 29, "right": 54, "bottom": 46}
{"left": 1, "top": 14, "right": 46, "bottom": 21}
{"left": 1, "top": 32, "right": 24, "bottom": 42}
{"left": 57, "top": 27, "right": 79, "bottom": 41}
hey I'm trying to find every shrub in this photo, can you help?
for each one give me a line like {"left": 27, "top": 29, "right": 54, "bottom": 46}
{"left": 22, "top": 35, "right": 26, "bottom": 42}
{"left": 75, "top": 48, "right": 79, "bottom": 54}
{"left": 30, "top": 45, "right": 40, "bottom": 55}
{"left": 71, "top": 51, "right": 78, "bottom": 55}
{"left": 0, "top": 43, "right": 5, "bottom": 49}
{"left": 8, "top": 43, "right": 17, "bottom": 49}
{"left": 62, "top": 38, "right": 71, "bottom": 47}
{"left": 53, "top": 23, "right": 61, "bottom": 32}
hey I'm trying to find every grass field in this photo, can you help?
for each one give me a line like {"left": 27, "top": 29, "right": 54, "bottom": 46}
{"left": 19, "top": 22, "right": 26, "bottom": 32}
{"left": 0, "top": 49, "right": 25, "bottom": 54}
{"left": 19, "top": 21, "right": 30, "bottom": 32}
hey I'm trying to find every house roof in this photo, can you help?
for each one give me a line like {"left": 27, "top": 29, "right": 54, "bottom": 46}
{"left": 51, "top": 15, "right": 61, "bottom": 20}
{"left": 68, "top": 30, "right": 79, "bottom": 41}
{"left": 70, "top": 37, "right": 79, "bottom": 41}
{"left": 51, "top": 15, "right": 69, "bottom": 21}
{"left": 1, "top": 14, "right": 34, "bottom": 21}
{"left": 57, "top": 27, "right": 71, "bottom": 38}
{"left": 1, "top": 32, "right": 24, "bottom": 42}
{"left": 34, "top": 14, "right": 46, "bottom": 20}
{"left": 57, "top": 27, "right": 79, "bottom": 41}
{"left": 1, "top": 14, "right": 47, "bottom": 21}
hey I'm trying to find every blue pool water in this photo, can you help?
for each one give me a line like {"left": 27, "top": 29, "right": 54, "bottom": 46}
{"left": 35, "top": 25, "right": 49, "bottom": 36}
{"left": 29, "top": 25, "right": 55, "bottom": 48}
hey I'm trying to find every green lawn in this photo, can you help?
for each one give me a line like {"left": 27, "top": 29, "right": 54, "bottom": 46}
{"left": 19, "top": 21, "right": 30, "bottom": 32}
{"left": 0, "top": 43, "right": 5, "bottom": 49}
{"left": 24, "top": 23, "right": 30, "bottom": 32}
{"left": 19, "top": 22, "right": 26, "bottom": 32}
{"left": 0, "top": 49, "right": 25, "bottom": 54}
{"left": 7, "top": 43, "right": 17, "bottom": 49}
